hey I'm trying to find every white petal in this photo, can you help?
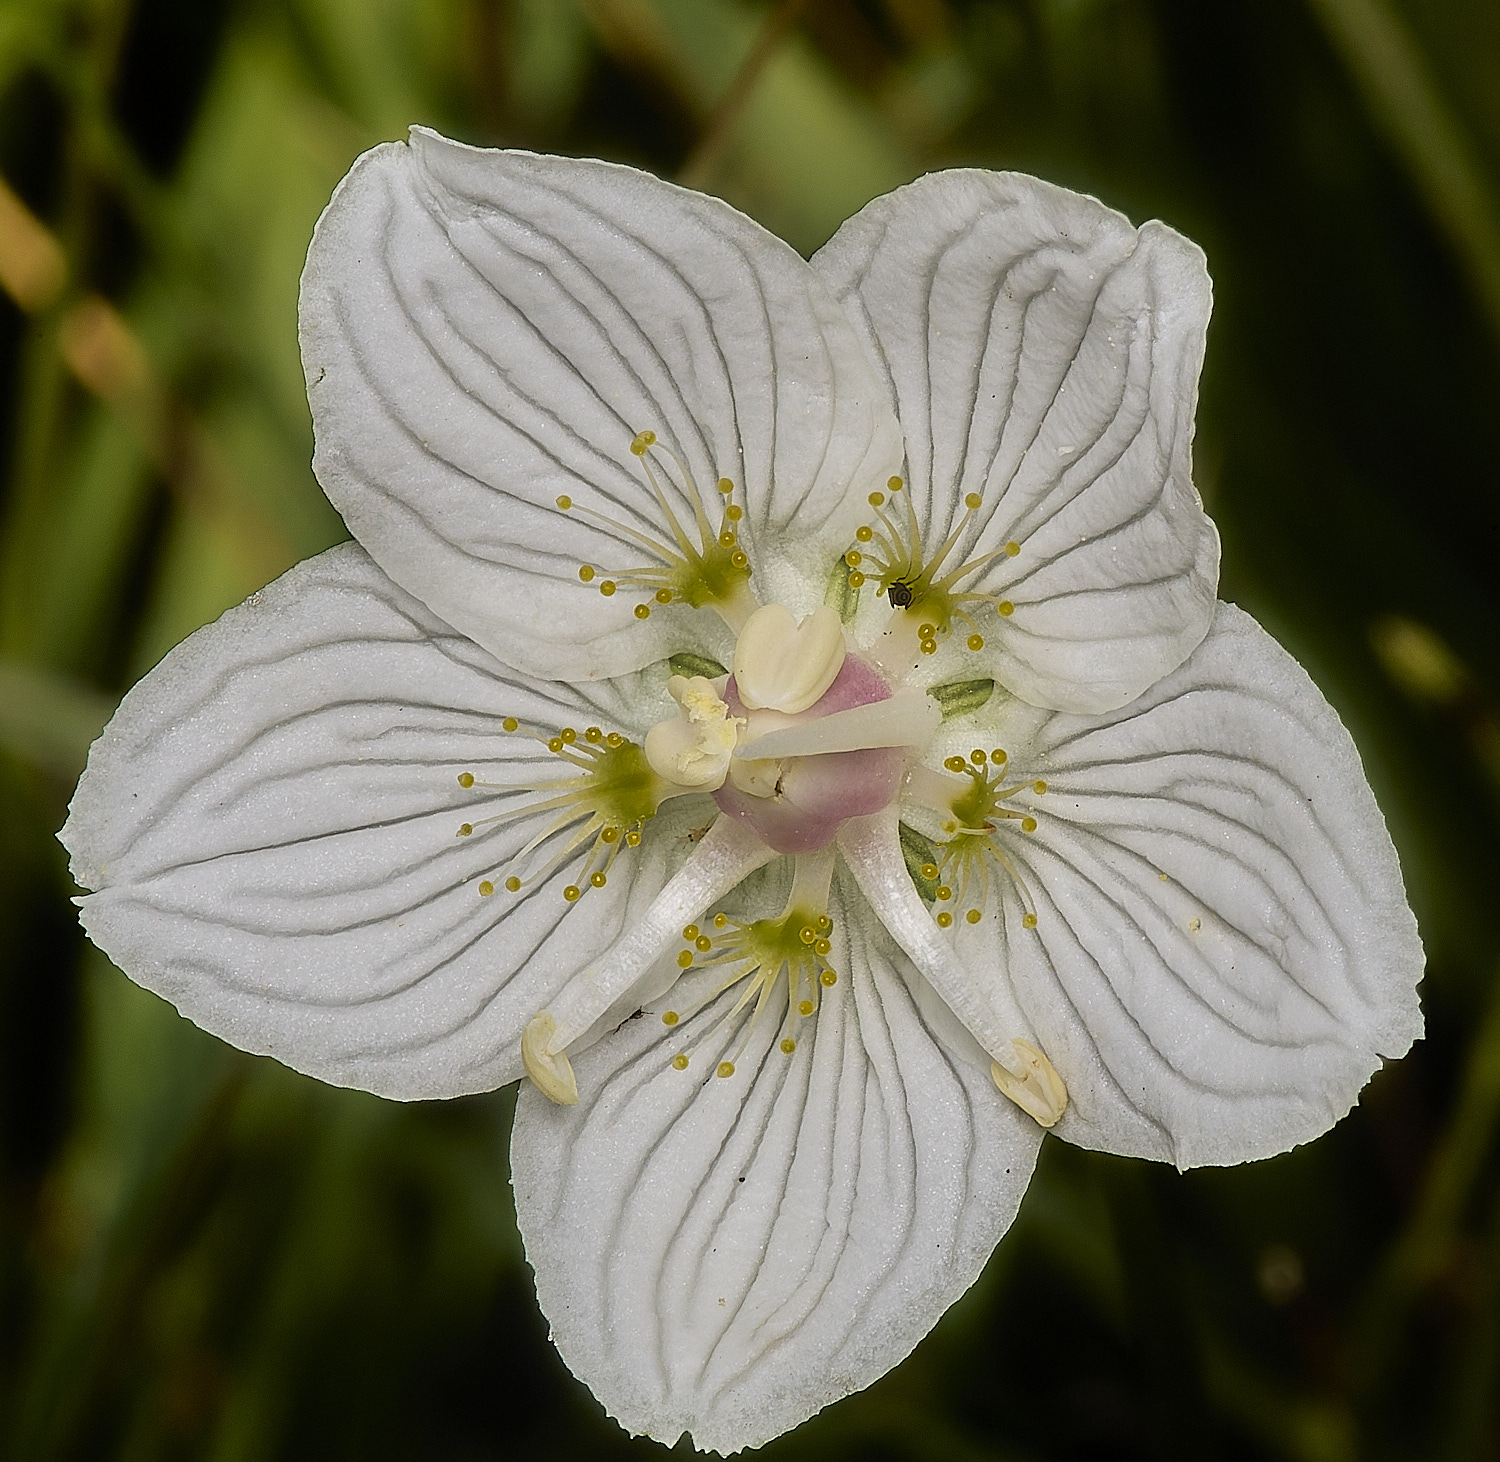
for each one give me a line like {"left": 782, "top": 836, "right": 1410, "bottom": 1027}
{"left": 511, "top": 866, "right": 1041, "bottom": 1453}
{"left": 814, "top": 170, "right": 1220, "bottom": 713}
{"left": 60, "top": 543, "right": 709, "bottom": 1100}
{"left": 300, "top": 128, "right": 903, "bottom": 680}
{"left": 960, "top": 603, "right": 1424, "bottom": 1167}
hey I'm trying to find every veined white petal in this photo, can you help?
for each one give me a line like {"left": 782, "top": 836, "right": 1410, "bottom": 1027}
{"left": 60, "top": 543, "right": 705, "bottom": 1100}
{"left": 300, "top": 128, "right": 903, "bottom": 679}
{"left": 511, "top": 866, "right": 1041, "bottom": 1454}
{"left": 815, "top": 170, "right": 1219, "bottom": 713}
{"left": 954, "top": 603, "right": 1423, "bottom": 1168}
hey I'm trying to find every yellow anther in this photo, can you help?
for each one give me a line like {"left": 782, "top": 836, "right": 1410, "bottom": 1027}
{"left": 545, "top": 735, "right": 563, "bottom": 752}
{"left": 966, "top": 908, "right": 982, "bottom": 925}
{"left": 683, "top": 924, "right": 700, "bottom": 940}
{"left": 662, "top": 1011, "right": 679, "bottom": 1025}
{"left": 845, "top": 550, "right": 863, "bottom": 567}
{"left": 556, "top": 495, "right": 572, "bottom": 510}
{"left": 717, "top": 1061, "right": 736, "bottom": 1079}
{"left": 971, "top": 749, "right": 987, "bottom": 764}
{"left": 672, "top": 1053, "right": 690, "bottom": 1070}
{"left": 921, "top": 640, "right": 937, "bottom": 655}
{"left": 625, "top": 829, "right": 641, "bottom": 845}
{"left": 563, "top": 884, "right": 582, "bottom": 902}
{"left": 630, "top": 430, "right": 656, "bottom": 455}
{"left": 820, "top": 970, "right": 837, "bottom": 987}
{"left": 991, "top": 749, "right": 1007, "bottom": 764}
{"left": 967, "top": 634, "right": 985, "bottom": 651}
{"left": 717, "top": 477, "right": 734, "bottom": 494}
{"left": 457, "top": 823, "right": 473, "bottom": 837}
{"left": 590, "top": 871, "right": 607, "bottom": 888}
{"left": 713, "top": 912, "right": 728, "bottom": 928}
{"left": 478, "top": 880, "right": 495, "bottom": 896}
{"left": 457, "top": 772, "right": 475, "bottom": 788}
{"left": 919, "top": 623, "right": 936, "bottom": 637}
{"left": 816, "top": 915, "right": 832, "bottom": 933}
{"left": 655, "top": 588, "right": 673, "bottom": 604}
{"left": 921, "top": 861, "right": 940, "bottom": 879}
{"left": 1033, "top": 780, "right": 1048, "bottom": 795}
{"left": 781, "top": 1038, "right": 797, "bottom": 1054}
{"left": 561, "top": 728, "right": 577, "bottom": 743}
{"left": 695, "top": 935, "right": 712, "bottom": 952}
{"left": 887, "top": 476, "right": 903, "bottom": 491}
{"left": 634, "top": 603, "right": 651, "bottom": 620}
{"left": 856, "top": 525, "right": 874, "bottom": 543}
{"left": 944, "top": 756, "right": 967, "bottom": 773}
{"left": 936, "top": 911, "right": 953, "bottom": 928}
{"left": 798, "top": 999, "right": 815, "bottom": 1017}
{"left": 814, "top": 938, "right": 831, "bottom": 956}
{"left": 798, "top": 925, "right": 815, "bottom": 945}
{"left": 505, "top": 876, "right": 522, "bottom": 892}
{"left": 717, "top": 529, "right": 736, "bottom": 548}
{"left": 578, "top": 565, "right": 595, "bottom": 582}
{"left": 1021, "top": 817, "right": 1037, "bottom": 833}
{"left": 585, "top": 726, "right": 603, "bottom": 743}
{"left": 998, "top": 601, "right": 1014, "bottom": 616}
{"left": 502, "top": 717, "right": 519, "bottom": 733}
{"left": 677, "top": 950, "right": 694, "bottom": 968}
{"left": 964, "top": 492, "right": 982, "bottom": 509}
{"left": 1022, "top": 913, "right": 1038, "bottom": 928}
{"left": 936, "top": 885, "right": 952, "bottom": 901}
{"left": 606, "top": 732, "right": 624, "bottom": 747}
{"left": 1005, "top": 541, "right": 1021, "bottom": 557}
{"left": 730, "top": 550, "right": 749, "bottom": 569}
{"left": 726, "top": 504, "right": 743, "bottom": 522}
{"left": 868, "top": 491, "right": 886, "bottom": 507}
{"left": 599, "top": 581, "right": 617, "bottom": 597}
{"left": 849, "top": 571, "right": 865, "bottom": 587}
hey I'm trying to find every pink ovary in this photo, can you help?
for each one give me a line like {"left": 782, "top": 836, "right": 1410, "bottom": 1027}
{"left": 713, "top": 654, "right": 907, "bottom": 854}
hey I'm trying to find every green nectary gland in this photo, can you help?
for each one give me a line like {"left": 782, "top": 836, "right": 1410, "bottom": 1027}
{"left": 950, "top": 771, "right": 1002, "bottom": 832}
{"left": 588, "top": 739, "right": 670, "bottom": 827}
{"left": 675, "top": 537, "right": 750, "bottom": 609}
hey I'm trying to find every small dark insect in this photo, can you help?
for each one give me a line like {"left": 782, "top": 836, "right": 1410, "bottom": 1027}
{"left": 687, "top": 822, "right": 715, "bottom": 843}
{"left": 885, "top": 580, "right": 915, "bottom": 609}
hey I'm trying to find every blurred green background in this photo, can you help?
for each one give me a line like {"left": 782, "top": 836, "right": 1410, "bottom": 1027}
{"left": 1, "top": 0, "right": 1498, "bottom": 1457}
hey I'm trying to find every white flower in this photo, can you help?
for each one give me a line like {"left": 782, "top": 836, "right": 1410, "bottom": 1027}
{"left": 60, "top": 130, "right": 1423, "bottom": 1454}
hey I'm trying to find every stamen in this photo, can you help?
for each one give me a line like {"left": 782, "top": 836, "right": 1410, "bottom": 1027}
{"left": 562, "top": 431, "right": 758, "bottom": 630}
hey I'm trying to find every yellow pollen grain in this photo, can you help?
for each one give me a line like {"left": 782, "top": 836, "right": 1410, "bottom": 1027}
{"left": 655, "top": 588, "right": 673, "bottom": 604}
{"left": 936, "top": 885, "right": 952, "bottom": 900}
{"left": 718, "top": 530, "right": 736, "bottom": 548}
{"left": 846, "top": 550, "right": 863, "bottom": 568}
{"left": 695, "top": 935, "right": 712, "bottom": 952}
{"left": 585, "top": 726, "right": 603, "bottom": 743}
{"left": 848, "top": 569, "right": 865, "bottom": 587}
{"left": 457, "top": 772, "right": 474, "bottom": 788}
{"left": 630, "top": 430, "right": 656, "bottom": 455}
{"left": 1022, "top": 913, "right": 1038, "bottom": 929}
{"left": 1005, "top": 541, "right": 1021, "bottom": 557}
{"left": 868, "top": 491, "right": 886, "bottom": 507}
{"left": 966, "top": 908, "right": 982, "bottom": 924}
{"left": 936, "top": 911, "right": 953, "bottom": 928}
{"left": 478, "top": 880, "right": 495, "bottom": 896}
{"left": 967, "top": 634, "right": 985, "bottom": 651}
{"left": 662, "top": 1011, "right": 679, "bottom": 1026}
{"left": 606, "top": 732, "right": 624, "bottom": 747}
{"left": 683, "top": 924, "right": 699, "bottom": 940}
{"left": 717, "top": 477, "right": 734, "bottom": 494}
{"left": 457, "top": 823, "right": 472, "bottom": 837}
{"left": 887, "top": 476, "right": 903, "bottom": 491}
{"left": 1021, "top": 817, "right": 1037, "bottom": 833}
{"left": 998, "top": 601, "right": 1014, "bottom": 616}
{"left": 578, "top": 565, "right": 595, "bottom": 582}
{"left": 502, "top": 716, "right": 519, "bottom": 733}
{"left": 814, "top": 938, "right": 831, "bottom": 956}
{"left": 556, "top": 494, "right": 572, "bottom": 510}
{"left": 563, "top": 884, "right": 582, "bottom": 902}
{"left": 921, "top": 861, "right": 940, "bottom": 879}
{"left": 820, "top": 970, "right": 837, "bottom": 987}
{"left": 634, "top": 603, "right": 651, "bottom": 620}
{"left": 726, "top": 504, "right": 743, "bottom": 521}
{"left": 717, "top": 1061, "right": 736, "bottom": 1079}
{"left": 600, "top": 826, "right": 619, "bottom": 843}
{"left": 561, "top": 727, "right": 577, "bottom": 743}
{"left": 921, "top": 640, "right": 937, "bottom": 655}
{"left": 677, "top": 950, "right": 694, "bottom": 968}
{"left": 798, "top": 999, "right": 815, "bottom": 1017}
{"left": 672, "top": 1053, "right": 689, "bottom": 1070}
{"left": 730, "top": 550, "right": 749, "bottom": 569}
{"left": 781, "top": 1038, "right": 797, "bottom": 1054}
{"left": 856, "top": 525, "right": 873, "bottom": 542}
{"left": 505, "top": 876, "right": 522, "bottom": 892}
{"left": 964, "top": 492, "right": 982, "bottom": 509}
{"left": 713, "top": 912, "right": 728, "bottom": 928}
{"left": 971, "top": 748, "right": 986, "bottom": 764}
{"left": 944, "top": 756, "right": 967, "bottom": 773}
{"left": 991, "top": 749, "right": 1007, "bottom": 764}
{"left": 1033, "top": 780, "right": 1048, "bottom": 795}
{"left": 599, "top": 581, "right": 616, "bottom": 596}
{"left": 590, "top": 871, "right": 607, "bottom": 888}
{"left": 919, "top": 623, "right": 935, "bottom": 637}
